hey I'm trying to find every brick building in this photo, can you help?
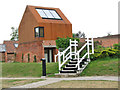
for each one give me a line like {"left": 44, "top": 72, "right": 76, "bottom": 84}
{"left": 80, "top": 34, "right": 120, "bottom": 47}
{"left": 16, "top": 5, "right": 72, "bottom": 63}
{"left": 0, "top": 41, "right": 18, "bottom": 62}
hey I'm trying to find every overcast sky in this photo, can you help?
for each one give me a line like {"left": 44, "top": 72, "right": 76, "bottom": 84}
{"left": 0, "top": 0, "right": 119, "bottom": 43}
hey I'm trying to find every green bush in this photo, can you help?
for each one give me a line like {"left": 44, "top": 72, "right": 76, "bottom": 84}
{"left": 56, "top": 37, "right": 79, "bottom": 51}
{"left": 113, "top": 43, "right": 120, "bottom": 50}
{"left": 90, "top": 48, "right": 120, "bottom": 60}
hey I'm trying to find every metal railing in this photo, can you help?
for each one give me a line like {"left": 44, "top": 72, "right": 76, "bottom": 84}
{"left": 55, "top": 38, "right": 94, "bottom": 73}
{"left": 76, "top": 38, "right": 94, "bottom": 70}
{"left": 55, "top": 39, "right": 78, "bottom": 72}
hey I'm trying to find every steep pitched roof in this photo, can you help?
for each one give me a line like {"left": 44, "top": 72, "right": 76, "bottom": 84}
{"left": 3, "top": 41, "right": 19, "bottom": 53}
{"left": 26, "top": 5, "right": 71, "bottom": 24}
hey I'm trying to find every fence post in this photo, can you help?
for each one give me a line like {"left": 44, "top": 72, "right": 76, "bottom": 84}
{"left": 77, "top": 53, "right": 80, "bottom": 70}
{"left": 87, "top": 38, "right": 90, "bottom": 59}
{"left": 55, "top": 55, "right": 56, "bottom": 62}
{"left": 58, "top": 51, "right": 61, "bottom": 73}
{"left": 92, "top": 38, "right": 94, "bottom": 54}
{"left": 70, "top": 39, "right": 72, "bottom": 59}
{"left": 75, "top": 40, "right": 77, "bottom": 59}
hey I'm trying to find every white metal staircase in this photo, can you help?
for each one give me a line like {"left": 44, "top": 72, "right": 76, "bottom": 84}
{"left": 55, "top": 38, "right": 94, "bottom": 75}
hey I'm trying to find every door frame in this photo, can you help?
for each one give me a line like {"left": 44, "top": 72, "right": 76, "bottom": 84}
{"left": 44, "top": 48, "right": 54, "bottom": 63}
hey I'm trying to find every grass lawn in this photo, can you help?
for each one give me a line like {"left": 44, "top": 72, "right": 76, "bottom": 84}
{"left": 39, "top": 80, "right": 118, "bottom": 88}
{"left": 80, "top": 57, "right": 118, "bottom": 76}
{"left": 1, "top": 57, "right": 118, "bottom": 77}
{"left": 2, "top": 62, "right": 59, "bottom": 77}
{"left": 2, "top": 79, "right": 45, "bottom": 88}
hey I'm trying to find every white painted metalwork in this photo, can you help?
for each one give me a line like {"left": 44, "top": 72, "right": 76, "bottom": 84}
{"left": 55, "top": 38, "right": 94, "bottom": 73}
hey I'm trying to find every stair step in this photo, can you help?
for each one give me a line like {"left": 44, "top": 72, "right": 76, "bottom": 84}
{"left": 71, "top": 59, "right": 78, "bottom": 61}
{"left": 69, "top": 62, "right": 77, "bottom": 64}
{"left": 70, "top": 60, "right": 78, "bottom": 63}
{"left": 66, "top": 64, "right": 76, "bottom": 67}
{"left": 67, "top": 63, "right": 77, "bottom": 66}
{"left": 63, "top": 67, "right": 77, "bottom": 70}
{"left": 60, "top": 70, "right": 77, "bottom": 73}
{"left": 55, "top": 73, "right": 78, "bottom": 76}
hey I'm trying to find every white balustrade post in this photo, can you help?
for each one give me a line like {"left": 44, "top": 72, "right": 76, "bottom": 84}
{"left": 58, "top": 51, "right": 61, "bottom": 73}
{"left": 87, "top": 38, "right": 90, "bottom": 59}
{"left": 77, "top": 53, "right": 80, "bottom": 70}
{"left": 75, "top": 40, "right": 77, "bottom": 59}
{"left": 55, "top": 55, "right": 56, "bottom": 62}
{"left": 70, "top": 39, "right": 72, "bottom": 59}
{"left": 92, "top": 38, "right": 94, "bottom": 54}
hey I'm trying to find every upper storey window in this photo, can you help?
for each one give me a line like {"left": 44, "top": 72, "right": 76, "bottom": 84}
{"left": 36, "top": 8, "right": 62, "bottom": 20}
{"left": 35, "top": 27, "right": 44, "bottom": 37}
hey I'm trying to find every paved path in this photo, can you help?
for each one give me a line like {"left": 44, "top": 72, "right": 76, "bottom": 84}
{"left": 1, "top": 76, "right": 119, "bottom": 88}
{"left": 11, "top": 78, "right": 61, "bottom": 88}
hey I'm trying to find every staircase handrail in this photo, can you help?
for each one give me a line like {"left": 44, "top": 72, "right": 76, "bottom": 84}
{"left": 59, "top": 46, "right": 71, "bottom": 66}
{"left": 55, "top": 45, "right": 71, "bottom": 71}
{"left": 55, "top": 38, "right": 94, "bottom": 73}
{"left": 76, "top": 38, "right": 94, "bottom": 70}
{"left": 77, "top": 53, "right": 88, "bottom": 70}
{"left": 77, "top": 43, "right": 87, "bottom": 54}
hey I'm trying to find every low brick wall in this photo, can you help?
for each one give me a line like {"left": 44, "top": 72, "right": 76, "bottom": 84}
{"left": 16, "top": 41, "right": 44, "bottom": 62}
{"left": 80, "top": 35, "right": 119, "bottom": 47}
{"left": 16, "top": 40, "right": 58, "bottom": 63}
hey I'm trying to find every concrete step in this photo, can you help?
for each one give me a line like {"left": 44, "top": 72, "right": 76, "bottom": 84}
{"left": 63, "top": 67, "right": 77, "bottom": 70}
{"left": 69, "top": 61, "right": 77, "bottom": 64}
{"left": 60, "top": 70, "right": 77, "bottom": 73}
{"left": 66, "top": 64, "right": 76, "bottom": 67}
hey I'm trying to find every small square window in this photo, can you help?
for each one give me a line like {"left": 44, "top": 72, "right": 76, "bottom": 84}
{"left": 35, "top": 27, "right": 44, "bottom": 37}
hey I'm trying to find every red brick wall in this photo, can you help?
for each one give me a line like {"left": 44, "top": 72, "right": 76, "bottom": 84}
{"left": 80, "top": 35, "right": 119, "bottom": 47}
{"left": 43, "top": 40, "right": 56, "bottom": 46}
{"left": 7, "top": 53, "right": 15, "bottom": 62}
{"left": 94, "top": 38, "right": 118, "bottom": 47}
{"left": 16, "top": 41, "right": 44, "bottom": 62}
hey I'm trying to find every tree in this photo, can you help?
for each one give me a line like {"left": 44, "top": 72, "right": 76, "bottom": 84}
{"left": 73, "top": 31, "right": 86, "bottom": 38}
{"left": 56, "top": 37, "right": 79, "bottom": 51}
{"left": 10, "top": 27, "right": 18, "bottom": 41}
{"left": 107, "top": 32, "right": 111, "bottom": 36}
